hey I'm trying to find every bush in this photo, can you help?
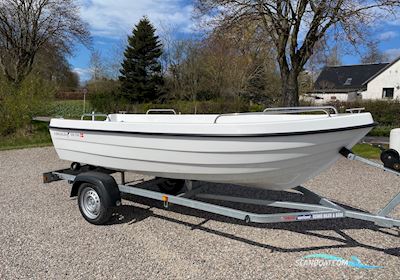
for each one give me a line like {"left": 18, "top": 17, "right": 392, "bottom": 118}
{"left": 0, "top": 75, "right": 55, "bottom": 136}
{"left": 87, "top": 79, "right": 122, "bottom": 113}
{"left": 368, "top": 126, "right": 393, "bottom": 137}
{"left": 89, "top": 90, "right": 120, "bottom": 113}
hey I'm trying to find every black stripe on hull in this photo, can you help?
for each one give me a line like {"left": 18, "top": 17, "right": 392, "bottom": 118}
{"left": 49, "top": 122, "right": 376, "bottom": 138}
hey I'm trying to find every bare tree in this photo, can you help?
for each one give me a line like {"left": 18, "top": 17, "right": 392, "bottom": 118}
{"left": 89, "top": 50, "right": 106, "bottom": 81}
{"left": 0, "top": 0, "right": 90, "bottom": 84}
{"left": 163, "top": 23, "right": 280, "bottom": 108}
{"left": 103, "top": 37, "right": 126, "bottom": 79}
{"left": 195, "top": 0, "right": 400, "bottom": 106}
{"left": 361, "top": 41, "right": 389, "bottom": 64}
{"left": 325, "top": 45, "right": 342, "bottom": 66}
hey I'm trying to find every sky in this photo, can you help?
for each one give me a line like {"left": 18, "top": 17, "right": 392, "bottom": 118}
{"left": 70, "top": 0, "right": 400, "bottom": 82}
{"left": 71, "top": 0, "right": 196, "bottom": 82}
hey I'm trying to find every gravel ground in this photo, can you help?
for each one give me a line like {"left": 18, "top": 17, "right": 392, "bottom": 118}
{"left": 0, "top": 147, "right": 399, "bottom": 280}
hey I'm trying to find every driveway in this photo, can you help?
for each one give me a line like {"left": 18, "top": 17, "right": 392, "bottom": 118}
{"left": 0, "top": 147, "right": 399, "bottom": 279}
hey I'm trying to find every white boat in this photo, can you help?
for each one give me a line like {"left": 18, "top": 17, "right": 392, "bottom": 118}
{"left": 49, "top": 107, "right": 375, "bottom": 191}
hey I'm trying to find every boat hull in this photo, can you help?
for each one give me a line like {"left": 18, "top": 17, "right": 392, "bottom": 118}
{"left": 50, "top": 126, "right": 370, "bottom": 190}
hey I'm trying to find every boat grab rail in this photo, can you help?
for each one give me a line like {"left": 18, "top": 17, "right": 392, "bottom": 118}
{"left": 146, "top": 109, "right": 177, "bottom": 115}
{"left": 213, "top": 106, "right": 338, "bottom": 124}
{"left": 263, "top": 106, "right": 338, "bottom": 115}
{"left": 346, "top": 107, "right": 365, "bottom": 114}
{"left": 81, "top": 112, "right": 110, "bottom": 121}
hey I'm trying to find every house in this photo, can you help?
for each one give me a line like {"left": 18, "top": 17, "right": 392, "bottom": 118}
{"left": 305, "top": 56, "right": 400, "bottom": 103}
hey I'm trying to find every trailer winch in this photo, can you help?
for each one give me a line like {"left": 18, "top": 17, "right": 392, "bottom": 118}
{"left": 381, "top": 128, "right": 400, "bottom": 171}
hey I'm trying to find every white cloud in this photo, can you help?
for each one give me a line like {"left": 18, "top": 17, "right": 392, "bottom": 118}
{"left": 73, "top": 67, "right": 91, "bottom": 82}
{"left": 378, "top": 31, "right": 398, "bottom": 41}
{"left": 384, "top": 48, "right": 400, "bottom": 60}
{"left": 79, "top": 0, "right": 195, "bottom": 38}
{"left": 387, "top": 17, "right": 400, "bottom": 26}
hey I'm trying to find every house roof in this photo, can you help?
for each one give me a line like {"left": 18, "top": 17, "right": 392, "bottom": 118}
{"left": 362, "top": 56, "right": 400, "bottom": 85}
{"left": 314, "top": 63, "right": 389, "bottom": 92}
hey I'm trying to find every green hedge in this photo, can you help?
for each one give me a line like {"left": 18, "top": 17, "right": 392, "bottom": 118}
{"left": 328, "top": 100, "right": 400, "bottom": 137}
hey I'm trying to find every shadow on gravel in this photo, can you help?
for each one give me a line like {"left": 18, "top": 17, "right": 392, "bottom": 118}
{"left": 103, "top": 182, "right": 400, "bottom": 257}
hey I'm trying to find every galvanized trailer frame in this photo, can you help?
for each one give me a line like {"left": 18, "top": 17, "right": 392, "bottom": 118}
{"left": 43, "top": 149, "right": 400, "bottom": 228}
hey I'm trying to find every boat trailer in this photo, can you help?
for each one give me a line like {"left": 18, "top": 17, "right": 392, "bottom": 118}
{"left": 43, "top": 149, "right": 400, "bottom": 228}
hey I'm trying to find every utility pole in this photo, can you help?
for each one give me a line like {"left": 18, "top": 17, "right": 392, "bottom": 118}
{"left": 82, "top": 88, "right": 88, "bottom": 113}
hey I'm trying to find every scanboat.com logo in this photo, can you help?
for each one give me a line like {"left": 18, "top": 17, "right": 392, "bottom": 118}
{"left": 296, "top": 254, "right": 383, "bottom": 269}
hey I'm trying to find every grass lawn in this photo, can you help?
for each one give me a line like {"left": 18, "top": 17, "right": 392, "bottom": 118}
{"left": 48, "top": 99, "right": 92, "bottom": 119}
{"left": 0, "top": 121, "right": 52, "bottom": 151}
{"left": 352, "top": 143, "right": 382, "bottom": 159}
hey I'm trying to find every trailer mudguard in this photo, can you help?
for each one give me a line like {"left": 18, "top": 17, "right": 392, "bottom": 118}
{"left": 71, "top": 171, "right": 121, "bottom": 206}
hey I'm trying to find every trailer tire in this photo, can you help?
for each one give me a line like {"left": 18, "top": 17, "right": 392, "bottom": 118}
{"left": 157, "top": 179, "right": 185, "bottom": 195}
{"left": 77, "top": 183, "right": 113, "bottom": 225}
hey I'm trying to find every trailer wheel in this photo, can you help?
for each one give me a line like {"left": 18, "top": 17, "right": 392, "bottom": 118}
{"left": 78, "top": 183, "right": 112, "bottom": 225}
{"left": 157, "top": 179, "right": 185, "bottom": 195}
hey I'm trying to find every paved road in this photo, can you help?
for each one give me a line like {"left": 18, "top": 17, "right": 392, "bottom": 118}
{"left": 0, "top": 147, "right": 399, "bottom": 279}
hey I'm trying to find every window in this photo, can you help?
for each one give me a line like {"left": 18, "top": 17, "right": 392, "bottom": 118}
{"left": 330, "top": 96, "right": 337, "bottom": 100}
{"left": 382, "top": 88, "right": 394, "bottom": 99}
{"left": 343, "top": 78, "right": 352, "bottom": 86}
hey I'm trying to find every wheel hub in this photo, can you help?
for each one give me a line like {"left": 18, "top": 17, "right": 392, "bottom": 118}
{"left": 81, "top": 188, "right": 101, "bottom": 219}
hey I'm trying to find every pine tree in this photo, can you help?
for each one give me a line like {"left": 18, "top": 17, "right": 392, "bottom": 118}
{"left": 119, "top": 17, "right": 163, "bottom": 103}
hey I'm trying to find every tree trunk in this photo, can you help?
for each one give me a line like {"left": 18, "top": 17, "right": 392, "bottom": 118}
{"left": 281, "top": 71, "right": 299, "bottom": 106}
